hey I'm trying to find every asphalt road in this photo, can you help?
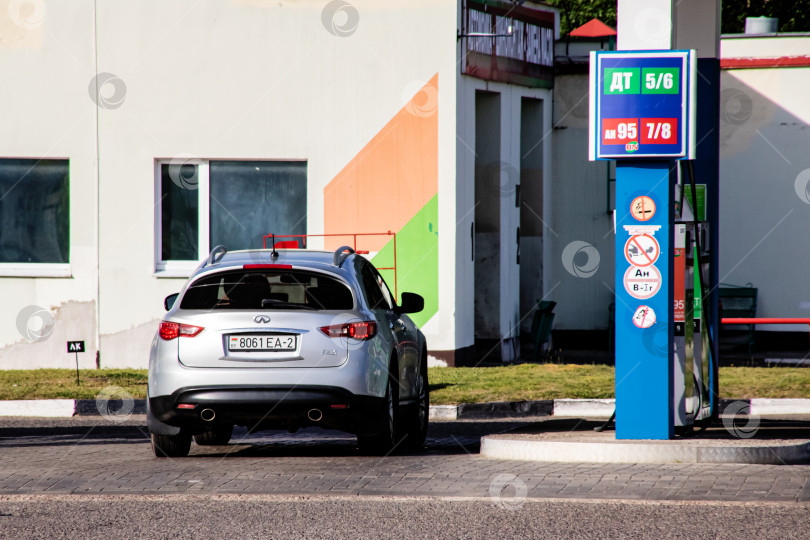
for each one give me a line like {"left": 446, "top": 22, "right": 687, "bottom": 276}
{"left": 1, "top": 416, "right": 809, "bottom": 539}
{"left": 1, "top": 495, "right": 809, "bottom": 540}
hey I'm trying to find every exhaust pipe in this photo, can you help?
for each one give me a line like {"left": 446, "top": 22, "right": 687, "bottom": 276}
{"left": 307, "top": 408, "right": 323, "bottom": 422}
{"left": 200, "top": 408, "right": 216, "bottom": 422}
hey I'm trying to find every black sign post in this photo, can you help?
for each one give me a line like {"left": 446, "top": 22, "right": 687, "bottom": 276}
{"left": 67, "top": 341, "right": 85, "bottom": 384}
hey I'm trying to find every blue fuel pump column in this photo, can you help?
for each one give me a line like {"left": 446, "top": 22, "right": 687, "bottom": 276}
{"left": 614, "top": 163, "right": 676, "bottom": 439}
{"left": 589, "top": 50, "right": 697, "bottom": 440}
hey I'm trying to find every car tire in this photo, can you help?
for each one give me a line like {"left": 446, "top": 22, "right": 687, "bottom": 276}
{"left": 194, "top": 425, "right": 233, "bottom": 446}
{"left": 404, "top": 351, "right": 429, "bottom": 450}
{"left": 151, "top": 432, "right": 191, "bottom": 458}
{"left": 357, "top": 358, "right": 399, "bottom": 455}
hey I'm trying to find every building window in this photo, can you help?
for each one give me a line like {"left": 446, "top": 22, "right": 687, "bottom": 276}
{"left": 0, "top": 159, "right": 70, "bottom": 274}
{"left": 160, "top": 163, "right": 199, "bottom": 261}
{"left": 156, "top": 160, "right": 307, "bottom": 275}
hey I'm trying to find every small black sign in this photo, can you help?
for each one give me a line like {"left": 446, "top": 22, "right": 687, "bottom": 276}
{"left": 67, "top": 341, "right": 85, "bottom": 353}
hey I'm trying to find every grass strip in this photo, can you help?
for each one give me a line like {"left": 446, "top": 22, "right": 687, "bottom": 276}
{"left": 0, "top": 369, "right": 147, "bottom": 400}
{"left": 0, "top": 365, "right": 807, "bottom": 404}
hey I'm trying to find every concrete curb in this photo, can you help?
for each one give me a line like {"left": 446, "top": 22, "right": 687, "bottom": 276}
{"left": 553, "top": 399, "right": 615, "bottom": 417}
{"left": 2, "top": 398, "right": 810, "bottom": 419}
{"left": 0, "top": 400, "right": 76, "bottom": 418}
{"left": 480, "top": 436, "right": 810, "bottom": 465}
{"left": 750, "top": 398, "right": 810, "bottom": 415}
{"left": 73, "top": 399, "right": 147, "bottom": 416}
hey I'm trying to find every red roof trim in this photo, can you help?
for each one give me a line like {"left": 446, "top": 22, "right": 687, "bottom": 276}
{"left": 721, "top": 56, "right": 810, "bottom": 69}
{"left": 569, "top": 18, "right": 616, "bottom": 38}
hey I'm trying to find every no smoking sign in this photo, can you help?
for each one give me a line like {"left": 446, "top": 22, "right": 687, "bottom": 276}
{"left": 630, "top": 195, "right": 655, "bottom": 221}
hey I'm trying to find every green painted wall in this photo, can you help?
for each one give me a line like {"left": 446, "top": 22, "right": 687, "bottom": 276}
{"left": 372, "top": 194, "right": 438, "bottom": 327}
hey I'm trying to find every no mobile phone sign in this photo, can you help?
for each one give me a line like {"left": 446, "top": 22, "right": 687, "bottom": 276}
{"left": 632, "top": 305, "right": 656, "bottom": 329}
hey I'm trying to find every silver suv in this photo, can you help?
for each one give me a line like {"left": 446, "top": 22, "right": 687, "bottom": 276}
{"left": 148, "top": 245, "right": 428, "bottom": 457}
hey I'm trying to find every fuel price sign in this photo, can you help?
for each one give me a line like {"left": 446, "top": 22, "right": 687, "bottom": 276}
{"left": 588, "top": 50, "right": 696, "bottom": 160}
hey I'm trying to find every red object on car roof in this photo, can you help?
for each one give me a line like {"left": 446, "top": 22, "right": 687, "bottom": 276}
{"left": 569, "top": 18, "right": 617, "bottom": 38}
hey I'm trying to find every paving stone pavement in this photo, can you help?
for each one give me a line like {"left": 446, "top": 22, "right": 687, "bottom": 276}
{"left": 1, "top": 416, "right": 809, "bottom": 503}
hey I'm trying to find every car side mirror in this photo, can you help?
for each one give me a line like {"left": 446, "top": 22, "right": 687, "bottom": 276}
{"left": 164, "top": 293, "right": 179, "bottom": 311}
{"left": 396, "top": 292, "right": 424, "bottom": 314}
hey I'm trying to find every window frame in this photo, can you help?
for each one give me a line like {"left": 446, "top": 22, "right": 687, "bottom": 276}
{"left": 0, "top": 262, "right": 71, "bottom": 278}
{"left": 359, "top": 260, "right": 392, "bottom": 311}
{"left": 179, "top": 268, "right": 354, "bottom": 311}
{"left": 153, "top": 159, "right": 211, "bottom": 277}
{"left": 0, "top": 157, "right": 71, "bottom": 277}
{"left": 375, "top": 267, "right": 396, "bottom": 310}
{"left": 154, "top": 158, "right": 307, "bottom": 278}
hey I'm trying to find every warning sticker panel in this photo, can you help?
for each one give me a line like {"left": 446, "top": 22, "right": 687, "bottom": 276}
{"left": 623, "top": 265, "right": 662, "bottom": 300}
{"left": 632, "top": 305, "right": 656, "bottom": 328}
{"left": 630, "top": 196, "right": 655, "bottom": 222}
{"left": 624, "top": 235, "right": 660, "bottom": 267}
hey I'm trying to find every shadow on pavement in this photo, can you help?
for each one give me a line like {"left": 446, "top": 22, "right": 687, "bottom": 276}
{"left": 0, "top": 417, "right": 538, "bottom": 456}
{"left": 503, "top": 416, "right": 810, "bottom": 441}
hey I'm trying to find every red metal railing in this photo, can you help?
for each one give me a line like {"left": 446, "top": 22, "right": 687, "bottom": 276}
{"left": 261, "top": 232, "right": 398, "bottom": 300}
{"left": 722, "top": 318, "right": 810, "bottom": 347}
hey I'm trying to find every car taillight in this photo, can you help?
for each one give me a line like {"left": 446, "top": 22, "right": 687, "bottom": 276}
{"left": 159, "top": 321, "right": 204, "bottom": 340}
{"left": 319, "top": 321, "right": 377, "bottom": 340}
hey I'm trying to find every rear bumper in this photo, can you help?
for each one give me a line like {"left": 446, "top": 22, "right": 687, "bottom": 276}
{"left": 149, "top": 385, "right": 385, "bottom": 436}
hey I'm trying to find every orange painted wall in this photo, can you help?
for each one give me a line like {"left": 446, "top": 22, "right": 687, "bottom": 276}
{"left": 323, "top": 74, "right": 439, "bottom": 251}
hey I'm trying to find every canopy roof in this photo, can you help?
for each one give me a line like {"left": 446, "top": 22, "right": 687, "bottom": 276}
{"left": 569, "top": 18, "right": 617, "bottom": 38}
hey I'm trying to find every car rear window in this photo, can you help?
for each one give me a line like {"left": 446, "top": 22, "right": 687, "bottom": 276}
{"left": 180, "top": 269, "right": 354, "bottom": 310}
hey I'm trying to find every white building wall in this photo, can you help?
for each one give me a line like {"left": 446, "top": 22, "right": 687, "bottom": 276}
{"left": 0, "top": 2, "right": 100, "bottom": 369}
{"left": 0, "top": 0, "right": 460, "bottom": 368}
{"left": 548, "top": 73, "right": 615, "bottom": 331}
{"left": 719, "top": 36, "right": 810, "bottom": 330}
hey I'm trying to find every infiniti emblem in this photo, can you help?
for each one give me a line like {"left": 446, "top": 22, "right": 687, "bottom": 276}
{"left": 254, "top": 315, "right": 271, "bottom": 324}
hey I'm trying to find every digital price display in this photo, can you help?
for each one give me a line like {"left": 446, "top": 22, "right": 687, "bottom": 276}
{"left": 588, "top": 50, "right": 696, "bottom": 160}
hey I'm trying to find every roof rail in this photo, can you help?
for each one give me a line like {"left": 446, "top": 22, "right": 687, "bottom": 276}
{"left": 204, "top": 245, "right": 227, "bottom": 268}
{"left": 333, "top": 246, "right": 355, "bottom": 267}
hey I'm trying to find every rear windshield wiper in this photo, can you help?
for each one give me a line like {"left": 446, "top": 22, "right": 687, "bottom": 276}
{"left": 260, "top": 298, "right": 317, "bottom": 310}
